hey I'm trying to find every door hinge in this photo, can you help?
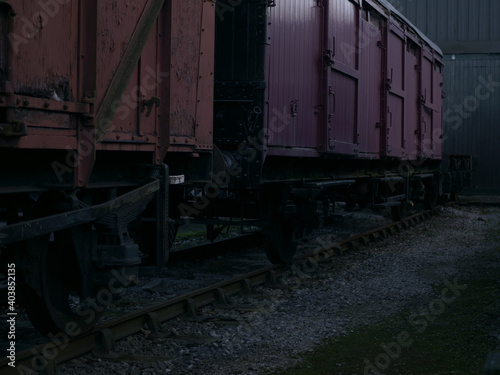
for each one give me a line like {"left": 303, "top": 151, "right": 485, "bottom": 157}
{"left": 324, "top": 49, "right": 334, "bottom": 69}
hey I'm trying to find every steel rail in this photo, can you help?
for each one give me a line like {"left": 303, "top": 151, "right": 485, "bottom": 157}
{"left": 0, "top": 205, "right": 446, "bottom": 375}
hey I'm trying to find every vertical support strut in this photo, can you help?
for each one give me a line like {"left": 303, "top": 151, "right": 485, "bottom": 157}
{"left": 77, "top": 0, "right": 97, "bottom": 187}
{"left": 155, "top": 164, "right": 169, "bottom": 274}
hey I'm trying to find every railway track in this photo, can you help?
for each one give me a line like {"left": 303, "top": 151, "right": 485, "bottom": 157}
{"left": 0, "top": 206, "right": 445, "bottom": 375}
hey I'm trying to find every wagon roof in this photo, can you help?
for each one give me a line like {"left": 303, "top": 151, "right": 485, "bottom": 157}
{"left": 376, "top": 0, "right": 444, "bottom": 57}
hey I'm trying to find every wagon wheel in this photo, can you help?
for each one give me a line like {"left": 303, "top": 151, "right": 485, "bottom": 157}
{"left": 22, "top": 228, "right": 105, "bottom": 336}
{"left": 261, "top": 184, "right": 297, "bottom": 264}
{"left": 424, "top": 179, "right": 439, "bottom": 209}
{"left": 263, "top": 217, "right": 297, "bottom": 264}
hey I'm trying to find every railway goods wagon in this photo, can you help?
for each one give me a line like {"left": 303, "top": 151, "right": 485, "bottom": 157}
{"left": 0, "top": 0, "right": 454, "bottom": 338}
{"left": 0, "top": 0, "right": 215, "bottom": 335}
{"left": 212, "top": 0, "right": 446, "bottom": 263}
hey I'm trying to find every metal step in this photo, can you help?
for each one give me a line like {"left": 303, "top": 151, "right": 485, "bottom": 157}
{"left": 304, "top": 180, "right": 356, "bottom": 188}
{"left": 374, "top": 201, "right": 401, "bottom": 208}
{"left": 331, "top": 212, "right": 354, "bottom": 219}
{"left": 373, "top": 176, "right": 404, "bottom": 182}
{"left": 387, "top": 194, "right": 406, "bottom": 202}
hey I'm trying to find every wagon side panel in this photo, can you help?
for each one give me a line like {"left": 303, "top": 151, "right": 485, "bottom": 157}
{"left": 97, "top": 0, "right": 214, "bottom": 162}
{"left": 0, "top": 0, "right": 82, "bottom": 151}
{"left": 385, "top": 20, "right": 406, "bottom": 158}
{"left": 8, "top": 2, "right": 79, "bottom": 106}
{"left": 420, "top": 49, "right": 443, "bottom": 160}
{"left": 432, "top": 59, "right": 444, "bottom": 160}
{"left": 266, "top": 1, "right": 322, "bottom": 152}
{"left": 358, "top": 9, "right": 383, "bottom": 157}
{"left": 404, "top": 37, "right": 422, "bottom": 160}
{"left": 325, "top": 0, "right": 360, "bottom": 155}
{"left": 95, "top": 0, "right": 151, "bottom": 111}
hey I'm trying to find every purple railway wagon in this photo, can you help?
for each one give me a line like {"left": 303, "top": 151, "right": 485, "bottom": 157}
{"left": 265, "top": 0, "right": 444, "bottom": 160}
{"left": 213, "top": 0, "right": 447, "bottom": 263}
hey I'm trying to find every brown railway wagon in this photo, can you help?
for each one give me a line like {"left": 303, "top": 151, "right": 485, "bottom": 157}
{"left": 0, "top": 0, "right": 215, "bottom": 336}
{"left": 0, "top": 0, "right": 214, "bottom": 190}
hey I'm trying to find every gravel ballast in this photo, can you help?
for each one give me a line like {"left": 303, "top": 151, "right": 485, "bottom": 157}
{"left": 57, "top": 205, "right": 500, "bottom": 374}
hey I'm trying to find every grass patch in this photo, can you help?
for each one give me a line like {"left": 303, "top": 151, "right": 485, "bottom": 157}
{"left": 425, "top": 230, "right": 437, "bottom": 238}
{"left": 176, "top": 229, "right": 206, "bottom": 240}
{"left": 268, "top": 274, "right": 500, "bottom": 375}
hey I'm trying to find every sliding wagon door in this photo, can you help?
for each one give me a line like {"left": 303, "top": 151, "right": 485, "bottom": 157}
{"left": 324, "top": 0, "right": 360, "bottom": 155}
{"left": 358, "top": 7, "right": 383, "bottom": 157}
{"left": 266, "top": 1, "right": 322, "bottom": 151}
{"left": 384, "top": 20, "right": 406, "bottom": 158}
{"left": 420, "top": 49, "right": 443, "bottom": 159}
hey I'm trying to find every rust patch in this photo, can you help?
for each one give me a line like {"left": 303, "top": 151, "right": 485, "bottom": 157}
{"left": 15, "top": 76, "right": 71, "bottom": 101}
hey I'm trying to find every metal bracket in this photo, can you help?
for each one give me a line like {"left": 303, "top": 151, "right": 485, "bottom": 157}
{"left": 324, "top": 49, "right": 335, "bottom": 68}
{"left": 154, "top": 164, "right": 170, "bottom": 271}
{"left": 0, "top": 121, "right": 27, "bottom": 137}
{"left": 290, "top": 99, "right": 298, "bottom": 118}
{"left": 143, "top": 97, "right": 161, "bottom": 117}
{"left": 0, "top": 94, "right": 92, "bottom": 114}
{"left": 0, "top": 179, "right": 160, "bottom": 246}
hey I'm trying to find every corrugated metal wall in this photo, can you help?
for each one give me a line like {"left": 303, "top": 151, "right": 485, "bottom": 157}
{"left": 443, "top": 55, "right": 500, "bottom": 193}
{"left": 387, "top": 0, "right": 500, "bottom": 193}
{"left": 386, "top": 0, "right": 500, "bottom": 53}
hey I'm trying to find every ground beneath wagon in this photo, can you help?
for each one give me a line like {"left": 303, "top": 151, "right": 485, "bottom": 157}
{"left": 57, "top": 205, "right": 500, "bottom": 375}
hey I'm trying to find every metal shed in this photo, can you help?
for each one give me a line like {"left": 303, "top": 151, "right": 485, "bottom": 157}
{"left": 387, "top": 0, "right": 500, "bottom": 193}
{"left": 442, "top": 54, "right": 500, "bottom": 193}
{"left": 385, "top": 0, "right": 500, "bottom": 54}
